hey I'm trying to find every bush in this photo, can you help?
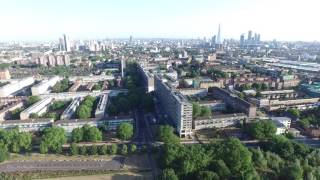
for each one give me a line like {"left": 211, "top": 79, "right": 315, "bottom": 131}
{"left": 26, "top": 96, "right": 41, "bottom": 107}
{"left": 99, "top": 145, "right": 108, "bottom": 155}
{"left": 0, "top": 143, "right": 9, "bottom": 162}
{"left": 89, "top": 145, "right": 98, "bottom": 155}
{"left": 79, "top": 146, "right": 87, "bottom": 155}
{"left": 120, "top": 144, "right": 128, "bottom": 155}
{"left": 109, "top": 144, "right": 117, "bottom": 155}
{"left": 129, "top": 144, "right": 137, "bottom": 154}
{"left": 70, "top": 143, "right": 78, "bottom": 155}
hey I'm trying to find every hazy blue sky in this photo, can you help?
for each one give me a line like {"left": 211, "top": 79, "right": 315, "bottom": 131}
{"left": 0, "top": 0, "right": 319, "bottom": 41}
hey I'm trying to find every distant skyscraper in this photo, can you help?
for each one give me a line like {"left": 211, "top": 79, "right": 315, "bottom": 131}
{"left": 240, "top": 34, "right": 245, "bottom": 46}
{"left": 129, "top": 35, "right": 133, "bottom": 43}
{"left": 254, "top": 33, "right": 258, "bottom": 43}
{"left": 211, "top": 35, "right": 216, "bottom": 46}
{"left": 257, "top": 34, "right": 261, "bottom": 43}
{"left": 247, "top": 30, "right": 252, "bottom": 42}
{"left": 216, "top": 24, "right": 222, "bottom": 45}
{"left": 63, "top": 34, "right": 71, "bottom": 52}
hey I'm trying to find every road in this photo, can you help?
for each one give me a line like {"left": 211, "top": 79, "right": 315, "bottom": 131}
{"left": 0, "top": 157, "right": 124, "bottom": 173}
{"left": 133, "top": 108, "right": 158, "bottom": 179}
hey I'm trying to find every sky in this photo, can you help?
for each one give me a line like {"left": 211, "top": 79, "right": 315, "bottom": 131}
{"left": 0, "top": 0, "right": 319, "bottom": 41}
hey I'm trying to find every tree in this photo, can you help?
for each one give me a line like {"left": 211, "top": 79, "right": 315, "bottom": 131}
{"left": 71, "top": 127, "right": 83, "bottom": 142}
{"left": 79, "top": 146, "right": 87, "bottom": 155}
{"left": 99, "top": 145, "right": 108, "bottom": 155}
{"left": 29, "top": 113, "right": 39, "bottom": 119}
{"left": 197, "top": 171, "right": 219, "bottom": 180}
{"left": 117, "top": 97, "right": 131, "bottom": 114}
{"left": 129, "top": 144, "right": 137, "bottom": 154}
{"left": 82, "top": 125, "right": 102, "bottom": 142}
{"left": 158, "top": 125, "right": 180, "bottom": 144}
{"left": 120, "top": 144, "right": 128, "bottom": 155}
{"left": 0, "top": 143, "right": 9, "bottom": 163}
{"left": 40, "top": 127, "right": 66, "bottom": 154}
{"left": 265, "top": 151, "right": 284, "bottom": 173}
{"left": 287, "top": 108, "right": 300, "bottom": 118}
{"left": 299, "top": 118, "right": 310, "bottom": 129}
{"left": 261, "top": 83, "right": 268, "bottom": 91}
{"left": 70, "top": 143, "right": 78, "bottom": 155}
{"left": 26, "top": 96, "right": 41, "bottom": 106}
{"left": 252, "top": 83, "right": 262, "bottom": 91}
{"left": 250, "top": 148, "right": 267, "bottom": 170}
{"left": 77, "top": 105, "right": 91, "bottom": 119}
{"left": 117, "top": 123, "right": 133, "bottom": 140}
{"left": 76, "top": 96, "right": 96, "bottom": 119}
{"left": 89, "top": 145, "right": 98, "bottom": 155}
{"left": 142, "top": 94, "right": 155, "bottom": 112}
{"left": 160, "top": 168, "right": 179, "bottom": 180}
{"left": 216, "top": 138, "right": 254, "bottom": 176}
{"left": 209, "top": 160, "right": 231, "bottom": 178}
{"left": 200, "top": 106, "right": 212, "bottom": 118}
{"left": 10, "top": 108, "right": 23, "bottom": 119}
{"left": 39, "top": 143, "right": 48, "bottom": 154}
{"left": 50, "top": 101, "right": 68, "bottom": 111}
{"left": 239, "top": 92, "right": 245, "bottom": 99}
{"left": 0, "top": 128, "right": 32, "bottom": 153}
{"left": 192, "top": 103, "right": 201, "bottom": 119}
{"left": 267, "top": 135, "right": 294, "bottom": 160}
{"left": 44, "top": 112, "right": 58, "bottom": 120}
{"left": 52, "top": 79, "right": 70, "bottom": 93}
{"left": 107, "top": 105, "right": 118, "bottom": 116}
{"left": 255, "top": 92, "right": 262, "bottom": 98}
{"left": 109, "top": 144, "right": 117, "bottom": 155}
{"left": 248, "top": 120, "right": 277, "bottom": 140}
{"left": 280, "top": 160, "right": 303, "bottom": 180}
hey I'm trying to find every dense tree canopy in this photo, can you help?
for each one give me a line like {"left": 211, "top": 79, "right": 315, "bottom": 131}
{"left": 76, "top": 96, "right": 96, "bottom": 119}
{"left": 158, "top": 135, "right": 319, "bottom": 180}
{"left": 71, "top": 125, "right": 102, "bottom": 142}
{"left": 40, "top": 127, "right": 66, "bottom": 154}
{"left": 52, "top": 78, "right": 71, "bottom": 93}
{"left": 158, "top": 125, "right": 180, "bottom": 144}
{"left": 247, "top": 120, "right": 277, "bottom": 140}
{"left": 0, "top": 128, "right": 32, "bottom": 153}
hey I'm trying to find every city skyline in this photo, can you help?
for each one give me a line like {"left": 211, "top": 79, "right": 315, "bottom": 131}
{"left": 0, "top": 0, "right": 320, "bottom": 41}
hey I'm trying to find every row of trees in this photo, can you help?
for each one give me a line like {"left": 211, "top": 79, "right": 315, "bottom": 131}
{"left": 159, "top": 136, "right": 320, "bottom": 180}
{"left": 192, "top": 102, "right": 212, "bottom": 119}
{"left": 71, "top": 125, "right": 102, "bottom": 143}
{"left": 69, "top": 143, "right": 137, "bottom": 156}
{"left": 0, "top": 122, "right": 134, "bottom": 159}
{"left": 76, "top": 96, "right": 97, "bottom": 119}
